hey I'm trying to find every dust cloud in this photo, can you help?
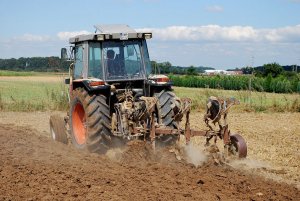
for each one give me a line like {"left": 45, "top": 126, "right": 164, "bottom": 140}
{"left": 184, "top": 144, "right": 208, "bottom": 167}
{"left": 229, "top": 158, "right": 272, "bottom": 169}
{"left": 105, "top": 148, "right": 125, "bottom": 162}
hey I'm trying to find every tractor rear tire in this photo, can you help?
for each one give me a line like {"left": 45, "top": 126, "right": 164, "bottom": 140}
{"left": 155, "top": 90, "right": 180, "bottom": 145}
{"left": 49, "top": 115, "right": 68, "bottom": 144}
{"left": 69, "top": 88, "right": 112, "bottom": 154}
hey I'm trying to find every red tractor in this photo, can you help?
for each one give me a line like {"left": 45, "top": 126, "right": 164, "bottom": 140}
{"left": 50, "top": 25, "right": 247, "bottom": 158}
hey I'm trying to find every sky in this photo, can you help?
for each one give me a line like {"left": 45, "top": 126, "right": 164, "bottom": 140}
{"left": 0, "top": 0, "right": 300, "bottom": 69}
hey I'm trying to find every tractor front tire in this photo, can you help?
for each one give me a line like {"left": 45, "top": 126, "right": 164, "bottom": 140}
{"left": 69, "top": 88, "right": 112, "bottom": 154}
{"left": 50, "top": 115, "right": 68, "bottom": 144}
{"left": 155, "top": 90, "right": 180, "bottom": 146}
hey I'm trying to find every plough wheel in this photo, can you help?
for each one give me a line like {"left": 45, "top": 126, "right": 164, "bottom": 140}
{"left": 49, "top": 115, "right": 68, "bottom": 144}
{"left": 154, "top": 90, "right": 180, "bottom": 145}
{"left": 229, "top": 134, "right": 247, "bottom": 158}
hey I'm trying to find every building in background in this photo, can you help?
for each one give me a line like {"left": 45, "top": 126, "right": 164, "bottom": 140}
{"left": 203, "top": 70, "right": 243, "bottom": 75}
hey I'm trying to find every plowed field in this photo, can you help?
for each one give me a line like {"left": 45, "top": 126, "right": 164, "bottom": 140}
{"left": 0, "top": 112, "right": 299, "bottom": 200}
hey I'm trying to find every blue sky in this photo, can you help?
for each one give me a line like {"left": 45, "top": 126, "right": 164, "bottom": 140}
{"left": 1, "top": 0, "right": 300, "bottom": 69}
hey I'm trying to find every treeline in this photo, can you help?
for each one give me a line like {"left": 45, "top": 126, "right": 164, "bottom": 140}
{"left": 0, "top": 57, "right": 214, "bottom": 74}
{"left": 230, "top": 64, "right": 300, "bottom": 75}
{"left": 0, "top": 57, "right": 71, "bottom": 72}
{"left": 151, "top": 61, "right": 214, "bottom": 75}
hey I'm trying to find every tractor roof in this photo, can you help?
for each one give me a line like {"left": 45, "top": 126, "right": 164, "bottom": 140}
{"left": 69, "top": 24, "right": 152, "bottom": 44}
{"left": 94, "top": 24, "right": 136, "bottom": 34}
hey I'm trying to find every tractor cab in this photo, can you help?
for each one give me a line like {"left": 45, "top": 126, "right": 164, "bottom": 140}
{"left": 62, "top": 24, "right": 172, "bottom": 102}
{"left": 63, "top": 25, "right": 152, "bottom": 82}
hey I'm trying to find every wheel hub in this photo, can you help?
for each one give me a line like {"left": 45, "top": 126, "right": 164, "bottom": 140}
{"left": 72, "top": 103, "right": 86, "bottom": 145}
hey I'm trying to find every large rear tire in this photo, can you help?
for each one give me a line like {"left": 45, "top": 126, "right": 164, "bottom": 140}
{"left": 49, "top": 115, "right": 68, "bottom": 144}
{"left": 70, "top": 88, "right": 112, "bottom": 154}
{"left": 154, "top": 90, "right": 180, "bottom": 145}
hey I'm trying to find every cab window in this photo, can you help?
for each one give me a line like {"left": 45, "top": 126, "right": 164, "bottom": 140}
{"left": 102, "top": 40, "right": 145, "bottom": 80}
{"left": 88, "top": 42, "right": 102, "bottom": 79}
{"left": 74, "top": 46, "right": 83, "bottom": 78}
{"left": 142, "top": 40, "right": 151, "bottom": 76}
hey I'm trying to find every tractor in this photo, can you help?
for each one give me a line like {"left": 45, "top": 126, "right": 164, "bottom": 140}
{"left": 50, "top": 24, "right": 247, "bottom": 158}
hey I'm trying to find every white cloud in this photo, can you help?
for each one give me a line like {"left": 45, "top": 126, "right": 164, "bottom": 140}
{"left": 57, "top": 31, "right": 91, "bottom": 40}
{"left": 148, "top": 40, "right": 300, "bottom": 68}
{"left": 1, "top": 25, "right": 300, "bottom": 68}
{"left": 262, "top": 25, "right": 300, "bottom": 42}
{"left": 205, "top": 5, "right": 223, "bottom": 12}
{"left": 137, "top": 25, "right": 300, "bottom": 43}
{"left": 138, "top": 25, "right": 258, "bottom": 42}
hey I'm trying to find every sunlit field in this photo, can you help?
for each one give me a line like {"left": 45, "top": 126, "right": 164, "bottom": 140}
{"left": 174, "top": 86, "right": 300, "bottom": 112}
{"left": 0, "top": 71, "right": 299, "bottom": 112}
{"left": 0, "top": 71, "right": 299, "bottom": 187}
{"left": 0, "top": 73, "right": 68, "bottom": 111}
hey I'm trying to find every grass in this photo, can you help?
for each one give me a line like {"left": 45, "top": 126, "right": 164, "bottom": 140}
{"left": 0, "top": 70, "right": 36, "bottom": 76}
{"left": 173, "top": 86, "right": 300, "bottom": 113}
{"left": 0, "top": 70, "right": 66, "bottom": 77}
{"left": 0, "top": 73, "right": 299, "bottom": 112}
{"left": 0, "top": 74, "right": 68, "bottom": 111}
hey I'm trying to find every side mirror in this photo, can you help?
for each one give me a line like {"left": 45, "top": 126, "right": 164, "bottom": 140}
{"left": 64, "top": 78, "right": 70, "bottom": 84}
{"left": 61, "top": 48, "right": 68, "bottom": 60}
{"left": 127, "top": 46, "right": 134, "bottom": 57}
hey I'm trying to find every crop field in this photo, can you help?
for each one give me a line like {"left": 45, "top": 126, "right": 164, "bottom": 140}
{"left": 1, "top": 72, "right": 299, "bottom": 112}
{"left": 0, "top": 72, "right": 299, "bottom": 200}
{"left": 0, "top": 73, "right": 298, "bottom": 113}
{"left": 0, "top": 73, "right": 68, "bottom": 111}
{"left": 174, "top": 87, "right": 300, "bottom": 112}
{"left": 170, "top": 74, "right": 300, "bottom": 94}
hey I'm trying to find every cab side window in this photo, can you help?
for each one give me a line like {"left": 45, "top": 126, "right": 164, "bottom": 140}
{"left": 142, "top": 40, "right": 151, "bottom": 76}
{"left": 74, "top": 46, "right": 83, "bottom": 78}
{"left": 88, "top": 43, "right": 102, "bottom": 78}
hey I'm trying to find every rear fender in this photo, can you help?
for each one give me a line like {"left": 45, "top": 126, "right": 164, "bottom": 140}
{"left": 72, "top": 79, "right": 111, "bottom": 95}
{"left": 147, "top": 74, "right": 173, "bottom": 96}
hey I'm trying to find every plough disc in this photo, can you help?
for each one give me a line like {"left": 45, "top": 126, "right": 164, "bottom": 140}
{"left": 50, "top": 115, "right": 68, "bottom": 144}
{"left": 229, "top": 134, "right": 247, "bottom": 158}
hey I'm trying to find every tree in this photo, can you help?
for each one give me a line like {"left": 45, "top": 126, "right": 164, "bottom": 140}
{"left": 187, "top": 65, "right": 198, "bottom": 76}
{"left": 241, "top": 66, "right": 254, "bottom": 74}
{"left": 150, "top": 61, "right": 173, "bottom": 74}
{"left": 0, "top": 57, "right": 69, "bottom": 72}
{"left": 160, "top": 62, "right": 172, "bottom": 74}
{"left": 151, "top": 61, "right": 158, "bottom": 74}
{"left": 262, "top": 62, "right": 283, "bottom": 78}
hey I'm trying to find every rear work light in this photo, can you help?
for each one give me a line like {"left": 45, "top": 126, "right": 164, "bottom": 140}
{"left": 156, "top": 77, "right": 170, "bottom": 83}
{"left": 144, "top": 33, "right": 152, "bottom": 39}
{"left": 89, "top": 81, "right": 105, "bottom": 87}
{"left": 97, "top": 34, "right": 104, "bottom": 41}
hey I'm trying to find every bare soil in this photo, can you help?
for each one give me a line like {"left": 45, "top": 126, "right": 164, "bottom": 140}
{"left": 189, "top": 112, "right": 300, "bottom": 187}
{"left": 0, "top": 112, "right": 299, "bottom": 200}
